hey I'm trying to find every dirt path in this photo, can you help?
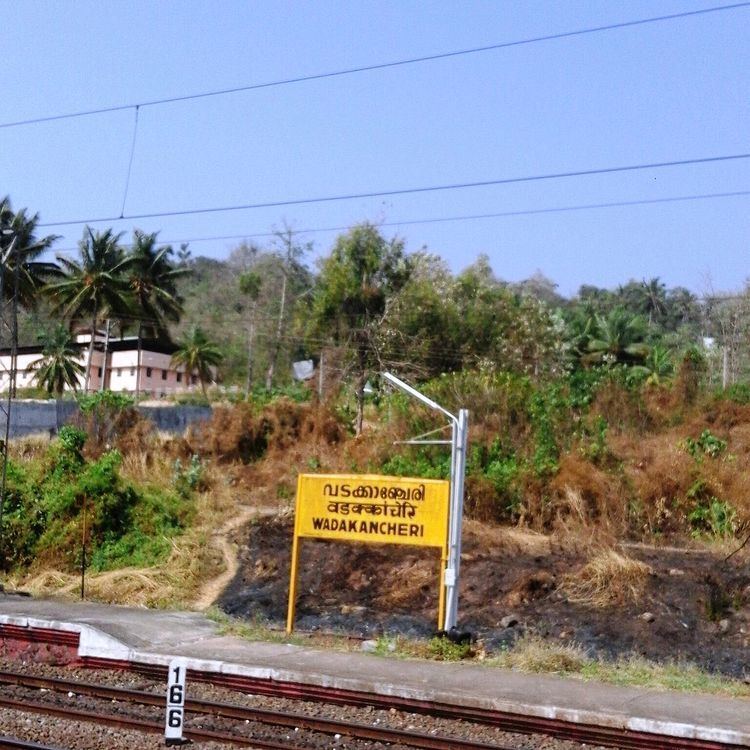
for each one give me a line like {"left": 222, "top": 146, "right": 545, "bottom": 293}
{"left": 192, "top": 504, "right": 279, "bottom": 610}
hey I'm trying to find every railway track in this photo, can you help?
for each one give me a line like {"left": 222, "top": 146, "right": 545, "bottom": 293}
{"left": 0, "top": 739, "right": 65, "bottom": 750}
{"left": 101, "top": 660, "right": 739, "bottom": 750}
{"left": 0, "top": 670, "right": 515, "bottom": 750}
{"left": 0, "top": 623, "right": 743, "bottom": 750}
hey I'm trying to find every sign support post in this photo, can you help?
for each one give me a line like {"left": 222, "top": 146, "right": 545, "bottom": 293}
{"left": 286, "top": 477, "right": 302, "bottom": 633}
{"left": 382, "top": 373, "right": 468, "bottom": 632}
{"left": 286, "top": 473, "right": 449, "bottom": 633}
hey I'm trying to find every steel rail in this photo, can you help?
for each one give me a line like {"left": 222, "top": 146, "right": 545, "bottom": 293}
{"left": 113, "top": 662, "right": 741, "bottom": 750}
{"left": 0, "top": 671, "right": 512, "bottom": 750}
{"left": 0, "top": 738, "right": 65, "bottom": 750}
{"left": 0, "top": 622, "right": 742, "bottom": 750}
{"left": 0, "top": 695, "right": 302, "bottom": 749}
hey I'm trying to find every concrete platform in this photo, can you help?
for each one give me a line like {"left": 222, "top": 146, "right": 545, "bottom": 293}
{"left": 1, "top": 594, "right": 748, "bottom": 746}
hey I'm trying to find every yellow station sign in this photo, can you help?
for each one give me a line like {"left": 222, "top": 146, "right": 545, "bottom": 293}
{"left": 295, "top": 473, "right": 449, "bottom": 548}
{"left": 287, "top": 473, "right": 450, "bottom": 633}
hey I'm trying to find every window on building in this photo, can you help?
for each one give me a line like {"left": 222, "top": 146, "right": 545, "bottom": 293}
{"left": 146, "top": 367, "right": 152, "bottom": 377}
{"left": 116, "top": 368, "right": 122, "bottom": 377}
{"left": 176, "top": 372, "right": 182, "bottom": 383}
{"left": 161, "top": 369, "right": 167, "bottom": 380}
{"left": 130, "top": 367, "right": 135, "bottom": 376}
{"left": 97, "top": 367, "right": 102, "bottom": 377}
{"left": 192, "top": 375, "right": 198, "bottom": 385}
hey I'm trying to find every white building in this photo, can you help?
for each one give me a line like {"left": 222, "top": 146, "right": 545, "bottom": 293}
{"left": 0, "top": 332, "right": 204, "bottom": 397}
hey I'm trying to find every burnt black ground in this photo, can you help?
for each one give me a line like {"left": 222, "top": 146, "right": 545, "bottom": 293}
{"left": 219, "top": 516, "right": 750, "bottom": 678}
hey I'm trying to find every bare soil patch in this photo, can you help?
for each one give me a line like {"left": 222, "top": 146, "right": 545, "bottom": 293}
{"left": 219, "top": 517, "right": 750, "bottom": 678}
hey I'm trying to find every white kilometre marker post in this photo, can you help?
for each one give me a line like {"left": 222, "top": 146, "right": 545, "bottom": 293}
{"left": 165, "top": 657, "right": 189, "bottom": 746}
{"left": 382, "top": 372, "right": 468, "bottom": 631}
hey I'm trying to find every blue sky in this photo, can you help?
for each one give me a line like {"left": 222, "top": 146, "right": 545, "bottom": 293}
{"left": 2, "top": 0, "right": 748, "bottom": 296}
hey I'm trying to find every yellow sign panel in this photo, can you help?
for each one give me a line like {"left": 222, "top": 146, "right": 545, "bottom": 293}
{"left": 295, "top": 473, "right": 449, "bottom": 548}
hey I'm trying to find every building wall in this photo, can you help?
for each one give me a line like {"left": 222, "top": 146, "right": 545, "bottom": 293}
{"left": 107, "top": 350, "right": 196, "bottom": 397}
{"left": 0, "top": 400, "right": 211, "bottom": 438}
{"left": 0, "top": 342, "right": 203, "bottom": 397}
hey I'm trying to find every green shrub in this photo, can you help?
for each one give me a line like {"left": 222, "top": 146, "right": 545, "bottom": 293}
{"left": 682, "top": 430, "right": 727, "bottom": 461}
{"left": 58, "top": 425, "right": 87, "bottom": 453}
{"left": 173, "top": 454, "right": 205, "bottom": 498}
{"left": 717, "top": 382, "right": 750, "bottom": 405}
{"left": 381, "top": 450, "right": 451, "bottom": 479}
{"left": 428, "top": 635, "right": 473, "bottom": 661}
{"left": 1, "top": 428, "right": 190, "bottom": 574}
{"left": 688, "top": 498, "right": 737, "bottom": 538}
{"left": 0, "top": 461, "right": 43, "bottom": 569}
{"left": 248, "top": 382, "right": 311, "bottom": 407}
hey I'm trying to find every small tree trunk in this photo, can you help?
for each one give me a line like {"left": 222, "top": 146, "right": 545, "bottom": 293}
{"left": 355, "top": 379, "right": 365, "bottom": 436}
{"left": 245, "top": 320, "right": 256, "bottom": 399}
{"left": 83, "top": 310, "right": 98, "bottom": 394}
{"left": 265, "top": 271, "right": 287, "bottom": 390}
{"left": 135, "top": 324, "right": 143, "bottom": 399}
{"left": 99, "top": 319, "right": 111, "bottom": 392}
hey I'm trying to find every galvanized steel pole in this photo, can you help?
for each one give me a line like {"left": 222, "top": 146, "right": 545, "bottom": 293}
{"left": 382, "top": 372, "right": 468, "bottom": 631}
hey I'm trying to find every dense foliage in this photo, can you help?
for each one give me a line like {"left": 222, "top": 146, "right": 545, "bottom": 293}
{"left": 0, "top": 425, "right": 191, "bottom": 573}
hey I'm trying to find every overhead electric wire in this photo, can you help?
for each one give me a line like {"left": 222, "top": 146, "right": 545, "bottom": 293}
{"left": 1, "top": 2, "right": 747, "bottom": 130}
{"left": 37, "top": 153, "right": 750, "bottom": 229}
{"left": 50, "top": 188, "right": 750, "bottom": 253}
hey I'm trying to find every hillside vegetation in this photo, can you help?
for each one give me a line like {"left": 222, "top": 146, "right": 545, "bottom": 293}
{"left": 4, "top": 201, "right": 750, "bottom": 681}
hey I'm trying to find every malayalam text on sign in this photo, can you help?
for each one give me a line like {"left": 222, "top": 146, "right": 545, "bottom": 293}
{"left": 295, "top": 474, "right": 449, "bottom": 548}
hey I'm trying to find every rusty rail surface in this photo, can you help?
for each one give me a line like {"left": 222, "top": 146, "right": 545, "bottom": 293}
{"left": 95, "top": 660, "right": 739, "bottom": 750}
{"left": 0, "top": 738, "right": 65, "bottom": 750}
{"left": 0, "top": 671, "right": 512, "bottom": 750}
{"left": 0, "top": 625, "right": 743, "bottom": 750}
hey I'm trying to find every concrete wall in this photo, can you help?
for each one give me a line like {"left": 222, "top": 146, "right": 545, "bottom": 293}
{"left": 0, "top": 400, "right": 211, "bottom": 439}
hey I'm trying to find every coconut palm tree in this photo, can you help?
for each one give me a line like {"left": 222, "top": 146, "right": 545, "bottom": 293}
{"left": 585, "top": 307, "right": 649, "bottom": 366}
{"left": 0, "top": 197, "right": 61, "bottom": 395}
{"left": 127, "top": 230, "right": 189, "bottom": 396}
{"left": 0, "top": 197, "right": 61, "bottom": 308}
{"left": 641, "top": 277, "right": 667, "bottom": 326}
{"left": 128, "top": 230, "right": 187, "bottom": 336}
{"left": 48, "top": 227, "right": 135, "bottom": 392}
{"left": 29, "top": 325, "right": 85, "bottom": 396}
{"left": 170, "top": 326, "right": 223, "bottom": 397}
{"left": 633, "top": 345, "right": 674, "bottom": 386}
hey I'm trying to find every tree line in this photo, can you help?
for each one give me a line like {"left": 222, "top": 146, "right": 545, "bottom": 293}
{"left": 3, "top": 195, "right": 748, "bottom": 420}
{"left": 0, "top": 196, "right": 220, "bottom": 395}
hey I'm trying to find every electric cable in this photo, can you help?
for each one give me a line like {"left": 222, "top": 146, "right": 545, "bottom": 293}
{"left": 47, "top": 188, "right": 750, "bottom": 253}
{"left": 2, "top": 2, "right": 746, "bottom": 131}
{"left": 37, "top": 152, "right": 750, "bottom": 228}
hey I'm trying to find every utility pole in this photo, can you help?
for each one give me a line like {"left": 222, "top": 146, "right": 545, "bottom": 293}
{"left": 99, "top": 319, "right": 111, "bottom": 391}
{"left": 318, "top": 351, "right": 324, "bottom": 399}
{"left": 0, "top": 229, "right": 19, "bottom": 551}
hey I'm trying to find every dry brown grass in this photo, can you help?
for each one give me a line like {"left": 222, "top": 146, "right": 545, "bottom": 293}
{"left": 188, "top": 400, "right": 345, "bottom": 465}
{"left": 543, "top": 456, "right": 624, "bottom": 540}
{"left": 589, "top": 380, "right": 651, "bottom": 434}
{"left": 8, "top": 434, "right": 51, "bottom": 461}
{"left": 560, "top": 548, "right": 652, "bottom": 608}
{"left": 118, "top": 444, "right": 175, "bottom": 487}
{"left": 13, "top": 457, "right": 240, "bottom": 608}
{"left": 491, "top": 633, "right": 588, "bottom": 674}
{"left": 17, "top": 527, "right": 227, "bottom": 608}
